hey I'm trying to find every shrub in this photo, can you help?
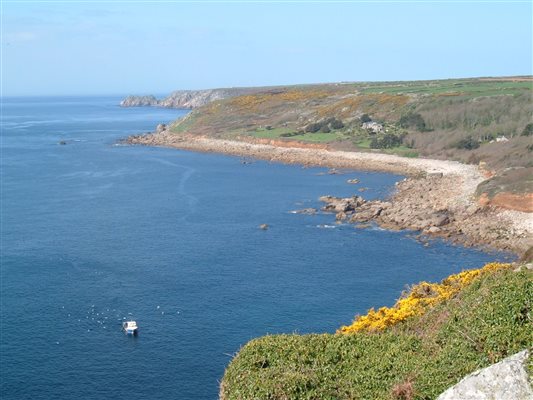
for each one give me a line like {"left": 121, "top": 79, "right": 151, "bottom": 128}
{"left": 521, "top": 122, "right": 533, "bottom": 136}
{"left": 399, "top": 113, "right": 427, "bottom": 131}
{"left": 280, "top": 132, "right": 300, "bottom": 138}
{"left": 320, "top": 125, "right": 331, "bottom": 133}
{"left": 455, "top": 136, "right": 480, "bottom": 150}
{"left": 221, "top": 263, "right": 531, "bottom": 400}
{"left": 360, "top": 114, "right": 372, "bottom": 123}
{"left": 305, "top": 123, "right": 322, "bottom": 133}
{"left": 370, "top": 133, "right": 404, "bottom": 149}
{"left": 339, "top": 262, "right": 511, "bottom": 333}
{"left": 330, "top": 118, "right": 344, "bottom": 130}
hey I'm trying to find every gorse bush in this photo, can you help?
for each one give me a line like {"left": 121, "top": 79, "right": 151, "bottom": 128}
{"left": 221, "top": 264, "right": 531, "bottom": 400}
{"left": 339, "top": 262, "right": 511, "bottom": 333}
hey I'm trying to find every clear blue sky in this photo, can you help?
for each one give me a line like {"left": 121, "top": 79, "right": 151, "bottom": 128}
{"left": 2, "top": 1, "right": 532, "bottom": 96}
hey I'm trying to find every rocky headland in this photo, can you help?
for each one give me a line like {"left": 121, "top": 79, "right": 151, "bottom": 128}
{"left": 126, "top": 130, "right": 532, "bottom": 257}
{"left": 120, "top": 87, "right": 266, "bottom": 109}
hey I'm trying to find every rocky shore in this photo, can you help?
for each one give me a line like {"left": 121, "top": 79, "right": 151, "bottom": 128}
{"left": 126, "top": 130, "right": 532, "bottom": 256}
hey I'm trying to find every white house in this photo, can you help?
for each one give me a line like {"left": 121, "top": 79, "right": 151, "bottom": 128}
{"left": 495, "top": 135, "right": 509, "bottom": 143}
{"left": 362, "top": 121, "right": 384, "bottom": 133}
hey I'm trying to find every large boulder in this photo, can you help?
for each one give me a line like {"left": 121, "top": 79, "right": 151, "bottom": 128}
{"left": 319, "top": 195, "right": 365, "bottom": 213}
{"left": 436, "top": 350, "right": 533, "bottom": 400}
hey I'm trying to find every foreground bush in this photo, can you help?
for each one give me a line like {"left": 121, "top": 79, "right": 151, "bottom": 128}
{"left": 339, "top": 262, "right": 511, "bottom": 333}
{"left": 221, "top": 264, "right": 531, "bottom": 400}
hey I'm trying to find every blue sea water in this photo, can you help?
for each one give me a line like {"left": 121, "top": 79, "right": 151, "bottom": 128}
{"left": 0, "top": 97, "right": 510, "bottom": 399}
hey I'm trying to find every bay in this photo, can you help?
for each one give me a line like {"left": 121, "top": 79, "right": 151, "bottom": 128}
{"left": 0, "top": 97, "right": 509, "bottom": 399}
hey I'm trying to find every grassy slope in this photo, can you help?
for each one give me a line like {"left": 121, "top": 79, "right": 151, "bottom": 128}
{"left": 221, "top": 267, "right": 532, "bottom": 400}
{"left": 168, "top": 77, "right": 533, "bottom": 194}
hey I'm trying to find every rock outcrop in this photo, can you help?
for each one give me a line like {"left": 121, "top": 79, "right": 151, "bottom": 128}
{"left": 436, "top": 350, "right": 533, "bottom": 400}
{"left": 156, "top": 123, "right": 167, "bottom": 134}
{"left": 120, "top": 95, "right": 158, "bottom": 107}
{"left": 120, "top": 88, "right": 263, "bottom": 109}
{"left": 317, "top": 174, "right": 532, "bottom": 252}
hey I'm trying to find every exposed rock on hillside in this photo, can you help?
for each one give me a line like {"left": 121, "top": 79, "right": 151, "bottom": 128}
{"left": 436, "top": 350, "right": 533, "bottom": 400}
{"left": 120, "top": 95, "right": 158, "bottom": 107}
{"left": 319, "top": 174, "right": 532, "bottom": 253}
{"left": 120, "top": 88, "right": 265, "bottom": 109}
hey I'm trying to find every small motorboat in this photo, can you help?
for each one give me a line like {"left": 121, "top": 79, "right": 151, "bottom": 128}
{"left": 122, "top": 320, "right": 138, "bottom": 336}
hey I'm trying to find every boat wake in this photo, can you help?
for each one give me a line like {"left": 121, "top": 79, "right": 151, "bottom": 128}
{"left": 147, "top": 156, "right": 198, "bottom": 221}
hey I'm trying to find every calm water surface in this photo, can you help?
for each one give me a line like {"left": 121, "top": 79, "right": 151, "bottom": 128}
{"left": 1, "top": 97, "right": 510, "bottom": 399}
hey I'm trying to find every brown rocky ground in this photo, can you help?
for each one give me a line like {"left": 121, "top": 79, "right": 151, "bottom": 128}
{"left": 320, "top": 175, "right": 531, "bottom": 254}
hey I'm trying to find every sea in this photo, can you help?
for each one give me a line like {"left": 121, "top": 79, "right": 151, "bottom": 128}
{"left": 0, "top": 96, "right": 511, "bottom": 399}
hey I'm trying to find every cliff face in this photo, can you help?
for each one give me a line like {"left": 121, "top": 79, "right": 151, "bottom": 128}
{"left": 120, "top": 87, "right": 262, "bottom": 109}
{"left": 159, "top": 89, "right": 237, "bottom": 108}
{"left": 120, "top": 95, "right": 158, "bottom": 107}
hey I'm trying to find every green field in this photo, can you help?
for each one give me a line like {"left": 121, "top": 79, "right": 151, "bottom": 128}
{"left": 359, "top": 79, "right": 532, "bottom": 97}
{"left": 250, "top": 127, "right": 347, "bottom": 143}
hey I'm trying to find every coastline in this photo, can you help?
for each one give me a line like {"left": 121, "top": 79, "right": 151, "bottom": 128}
{"left": 126, "top": 131, "right": 532, "bottom": 256}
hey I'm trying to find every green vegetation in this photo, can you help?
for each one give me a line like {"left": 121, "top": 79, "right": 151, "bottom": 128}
{"left": 251, "top": 127, "right": 295, "bottom": 139}
{"left": 476, "top": 168, "right": 533, "bottom": 198}
{"left": 360, "top": 113, "right": 372, "bottom": 123}
{"left": 398, "top": 112, "right": 428, "bottom": 132}
{"left": 359, "top": 79, "right": 532, "bottom": 97}
{"left": 454, "top": 136, "right": 480, "bottom": 150}
{"left": 370, "top": 133, "right": 405, "bottom": 149}
{"left": 168, "top": 76, "right": 533, "bottom": 194}
{"left": 522, "top": 123, "right": 533, "bottom": 136}
{"left": 221, "top": 267, "right": 532, "bottom": 400}
{"left": 294, "top": 131, "right": 343, "bottom": 143}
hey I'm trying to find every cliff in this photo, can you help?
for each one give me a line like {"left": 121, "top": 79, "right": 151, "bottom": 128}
{"left": 120, "top": 87, "right": 267, "bottom": 109}
{"left": 120, "top": 95, "right": 159, "bottom": 107}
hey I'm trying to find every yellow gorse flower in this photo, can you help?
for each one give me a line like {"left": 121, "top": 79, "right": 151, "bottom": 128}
{"left": 339, "top": 262, "right": 511, "bottom": 334}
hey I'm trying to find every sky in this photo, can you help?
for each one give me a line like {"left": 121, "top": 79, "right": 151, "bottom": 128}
{"left": 2, "top": 1, "right": 532, "bottom": 96}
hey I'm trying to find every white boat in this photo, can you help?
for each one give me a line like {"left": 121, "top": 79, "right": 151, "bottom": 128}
{"left": 122, "top": 320, "right": 138, "bottom": 335}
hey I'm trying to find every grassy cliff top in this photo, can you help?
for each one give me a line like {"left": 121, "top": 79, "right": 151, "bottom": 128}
{"left": 167, "top": 77, "right": 532, "bottom": 194}
{"left": 221, "top": 264, "right": 532, "bottom": 400}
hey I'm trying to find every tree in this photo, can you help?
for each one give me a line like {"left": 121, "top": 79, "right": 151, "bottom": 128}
{"left": 399, "top": 113, "right": 427, "bottom": 131}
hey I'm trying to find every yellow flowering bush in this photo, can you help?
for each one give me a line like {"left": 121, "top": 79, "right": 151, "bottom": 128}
{"left": 227, "top": 89, "right": 331, "bottom": 112}
{"left": 339, "top": 262, "right": 511, "bottom": 334}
